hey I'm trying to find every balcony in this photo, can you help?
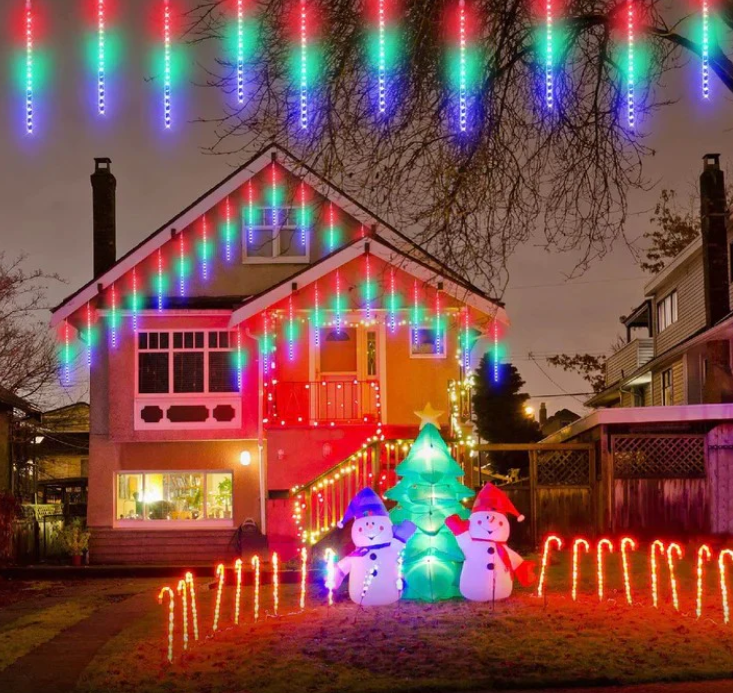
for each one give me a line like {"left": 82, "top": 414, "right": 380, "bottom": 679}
{"left": 605, "top": 338, "right": 655, "bottom": 386}
{"left": 264, "top": 380, "right": 381, "bottom": 427}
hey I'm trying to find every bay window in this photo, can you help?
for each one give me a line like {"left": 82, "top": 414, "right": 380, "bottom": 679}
{"left": 116, "top": 471, "right": 233, "bottom": 523}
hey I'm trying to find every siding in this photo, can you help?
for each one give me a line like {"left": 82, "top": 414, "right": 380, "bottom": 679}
{"left": 605, "top": 338, "right": 654, "bottom": 386}
{"left": 653, "top": 251, "right": 706, "bottom": 355}
{"left": 652, "top": 358, "right": 685, "bottom": 405}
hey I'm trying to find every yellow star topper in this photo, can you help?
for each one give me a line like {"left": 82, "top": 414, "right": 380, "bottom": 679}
{"left": 414, "top": 403, "right": 444, "bottom": 430}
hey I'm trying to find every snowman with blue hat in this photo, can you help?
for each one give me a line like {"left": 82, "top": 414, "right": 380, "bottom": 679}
{"left": 331, "top": 487, "right": 416, "bottom": 606}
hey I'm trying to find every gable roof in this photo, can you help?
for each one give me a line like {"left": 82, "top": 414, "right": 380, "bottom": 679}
{"left": 0, "top": 386, "right": 39, "bottom": 415}
{"left": 50, "top": 142, "right": 502, "bottom": 327}
{"left": 229, "top": 234, "right": 508, "bottom": 327}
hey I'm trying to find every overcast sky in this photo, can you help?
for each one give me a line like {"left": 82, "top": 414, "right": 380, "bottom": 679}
{"left": 2, "top": 1, "right": 733, "bottom": 421}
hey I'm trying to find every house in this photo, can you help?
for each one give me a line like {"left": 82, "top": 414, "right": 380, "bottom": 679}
{"left": 588, "top": 153, "right": 733, "bottom": 409}
{"left": 49, "top": 145, "right": 507, "bottom": 564}
{"left": 0, "top": 386, "right": 39, "bottom": 494}
{"left": 538, "top": 404, "right": 579, "bottom": 437}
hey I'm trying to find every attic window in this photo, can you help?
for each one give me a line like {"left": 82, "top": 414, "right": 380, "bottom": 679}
{"left": 243, "top": 207, "right": 309, "bottom": 263}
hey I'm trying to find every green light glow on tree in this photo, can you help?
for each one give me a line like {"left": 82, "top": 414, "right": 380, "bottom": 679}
{"left": 385, "top": 407, "right": 474, "bottom": 601}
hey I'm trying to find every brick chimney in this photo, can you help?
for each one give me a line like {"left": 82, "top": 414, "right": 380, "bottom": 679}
{"left": 539, "top": 402, "right": 547, "bottom": 427}
{"left": 699, "top": 153, "right": 730, "bottom": 328}
{"left": 91, "top": 157, "right": 116, "bottom": 278}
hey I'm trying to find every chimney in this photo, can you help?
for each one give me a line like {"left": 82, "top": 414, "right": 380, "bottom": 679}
{"left": 539, "top": 402, "right": 547, "bottom": 427}
{"left": 699, "top": 153, "right": 730, "bottom": 327}
{"left": 91, "top": 157, "right": 116, "bottom": 277}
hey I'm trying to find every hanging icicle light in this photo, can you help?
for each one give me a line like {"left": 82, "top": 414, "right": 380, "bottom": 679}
{"left": 335, "top": 270, "right": 343, "bottom": 335}
{"left": 96, "top": 0, "right": 106, "bottom": 115}
{"left": 288, "top": 291, "right": 295, "bottom": 361}
{"left": 412, "top": 279, "right": 419, "bottom": 349}
{"left": 63, "top": 320, "right": 71, "bottom": 386}
{"left": 85, "top": 302, "right": 94, "bottom": 368}
{"left": 237, "top": 327, "right": 243, "bottom": 391}
{"left": 462, "top": 308, "right": 470, "bottom": 372}
{"left": 201, "top": 214, "right": 209, "bottom": 281}
{"left": 378, "top": 0, "right": 387, "bottom": 113}
{"left": 247, "top": 179, "right": 255, "bottom": 248}
{"left": 389, "top": 268, "right": 397, "bottom": 333}
{"left": 626, "top": 0, "right": 635, "bottom": 129}
{"left": 157, "top": 247, "right": 164, "bottom": 312}
{"left": 493, "top": 318, "right": 500, "bottom": 382}
{"left": 365, "top": 252, "right": 372, "bottom": 322}
{"left": 163, "top": 0, "right": 173, "bottom": 129}
{"left": 24, "top": 0, "right": 34, "bottom": 134}
{"left": 328, "top": 202, "right": 335, "bottom": 252}
{"left": 545, "top": 0, "right": 553, "bottom": 110}
{"left": 300, "top": 183, "right": 308, "bottom": 249}
{"left": 131, "top": 266, "right": 139, "bottom": 333}
{"left": 314, "top": 281, "right": 321, "bottom": 347}
{"left": 702, "top": 0, "right": 710, "bottom": 99}
{"left": 458, "top": 0, "right": 467, "bottom": 130}
{"left": 225, "top": 196, "right": 233, "bottom": 263}
{"left": 109, "top": 282, "right": 118, "bottom": 349}
{"left": 435, "top": 285, "right": 442, "bottom": 355}
{"left": 178, "top": 231, "right": 185, "bottom": 297}
{"left": 299, "top": 0, "right": 308, "bottom": 128}
{"left": 236, "top": 0, "right": 245, "bottom": 104}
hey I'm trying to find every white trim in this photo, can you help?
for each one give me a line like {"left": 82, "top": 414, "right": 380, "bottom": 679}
{"left": 408, "top": 326, "right": 448, "bottom": 359}
{"left": 228, "top": 238, "right": 508, "bottom": 328}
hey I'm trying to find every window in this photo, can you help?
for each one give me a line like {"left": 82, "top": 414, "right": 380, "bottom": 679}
{"left": 243, "top": 207, "right": 308, "bottom": 262}
{"left": 138, "top": 331, "right": 238, "bottom": 395}
{"left": 409, "top": 327, "right": 446, "bottom": 358}
{"left": 661, "top": 368, "right": 673, "bottom": 406}
{"left": 116, "top": 471, "right": 233, "bottom": 522}
{"left": 657, "top": 291, "right": 678, "bottom": 332}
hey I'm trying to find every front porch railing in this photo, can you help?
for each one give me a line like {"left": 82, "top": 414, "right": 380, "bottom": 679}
{"left": 264, "top": 379, "right": 380, "bottom": 426}
{"left": 291, "top": 437, "right": 473, "bottom": 544}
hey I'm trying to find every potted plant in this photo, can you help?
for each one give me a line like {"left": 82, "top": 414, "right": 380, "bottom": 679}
{"left": 59, "top": 518, "right": 90, "bottom": 566}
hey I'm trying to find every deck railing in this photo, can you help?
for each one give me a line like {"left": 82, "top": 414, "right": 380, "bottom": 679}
{"left": 264, "top": 379, "right": 381, "bottom": 426}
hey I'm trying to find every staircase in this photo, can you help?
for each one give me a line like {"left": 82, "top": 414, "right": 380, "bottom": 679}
{"left": 290, "top": 437, "right": 474, "bottom": 547}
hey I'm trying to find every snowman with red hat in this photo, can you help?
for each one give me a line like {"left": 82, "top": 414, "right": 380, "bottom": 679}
{"left": 331, "top": 487, "right": 417, "bottom": 606}
{"left": 445, "top": 482, "right": 536, "bottom": 602}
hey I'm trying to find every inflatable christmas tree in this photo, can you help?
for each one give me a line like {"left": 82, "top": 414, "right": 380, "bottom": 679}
{"left": 385, "top": 404, "right": 474, "bottom": 601}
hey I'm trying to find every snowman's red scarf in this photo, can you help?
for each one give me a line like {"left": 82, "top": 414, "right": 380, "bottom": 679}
{"left": 468, "top": 538, "right": 515, "bottom": 578}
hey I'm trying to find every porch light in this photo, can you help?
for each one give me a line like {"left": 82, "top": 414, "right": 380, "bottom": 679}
{"left": 239, "top": 451, "right": 252, "bottom": 466}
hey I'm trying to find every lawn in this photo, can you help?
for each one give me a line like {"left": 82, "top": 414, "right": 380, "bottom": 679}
{"left": 75, "top": 544, "right": 733, "bottom": 693}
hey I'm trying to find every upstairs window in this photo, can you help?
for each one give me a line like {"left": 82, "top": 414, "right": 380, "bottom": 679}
{"left": 409, "top": 327, "right": 446, "bottom": 359}
{"left": 138, "top": 331, "right": 238, "bottom": 395}
{"left": 657, "top": 290, "right": 678, "bottom": 333}
{"left": 243, "top": 207, "right": 308, "bottom": 262}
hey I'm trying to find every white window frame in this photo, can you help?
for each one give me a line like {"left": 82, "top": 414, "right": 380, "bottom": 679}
{"left": 136, "top": 330, "right": 238, "bottom": 398}
{"left": 242, "top": 206, "right": 310, "bottom": 264}
{"left": 657, "top": 290, "right": 678, "bottom": 333}
{"left": 408, "top": 326, "right": 447, "bottom": 360}
{"left": 115, "top": 470, "right": 234, "bottom": 528}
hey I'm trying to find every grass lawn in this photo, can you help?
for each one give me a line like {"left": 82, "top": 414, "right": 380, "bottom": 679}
{"left": 75, "top": 544, "right": 733, "bottom": 693}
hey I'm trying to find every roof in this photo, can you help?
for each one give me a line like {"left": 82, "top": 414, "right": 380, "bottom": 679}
{"left": 0, "top": 386, "right": 39, "bottom": 415}
{"left": 643, "top": 238, "right": 702, "bottom": 295}
{"left": 542, "top": 403, "right": 733, "bottom": 443}
{"left": 620, "top": 300, "right": 651, "bottom": 330}
{"left": 51, "top": 142, "right": 503, "bottom": 327}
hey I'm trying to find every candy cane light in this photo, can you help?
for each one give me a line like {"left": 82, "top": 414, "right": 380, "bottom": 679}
{"left": 299, "top": 547, "right": 308, "bottom": 610}
{"left": 234, "top": 558, "right": 243, "bottom": 624}
{"left": 571, "top": 538, "right": 590, "bottom": 601}
{"left": 620, "top": 537, "right": 637, "bottom": 605}
{"left": 176, "top": 579, "right": 189, "bottom": 650}
{"left": 185, "top": 571, "right": 199, "bottom": 641}
{"left": 272, "top": 551, "right": 280, "bottom": 615}
{"left": 158, "top": 586, "right": 175, "bottom": 663}
{"left": 596, "top": 538, "right": 614, "bottom": 602}
{"left": 650, "top": 539, "right": 666, "bottom": 608}
{"left": 324, "top": 547, "right": 336, "bottom": 606}
{"left": 666, "top": 543, "right": 683, "bottom": 612}
{"left": 718, "top": 548, "right": 733, "bottom": 624}
{"left": 696, "top": 544, "right": 712, "bottom": 619}
{"left": 213, "top": 563, "right": 225, "bottom": 632}
{"left": 537, "top": 535, "right": 563, "bottom": 598}
{"left": 251, "top": 554, "right": 261, "bottom": 620}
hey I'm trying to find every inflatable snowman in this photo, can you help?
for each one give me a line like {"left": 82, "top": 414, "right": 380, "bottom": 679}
{"left": 331, "top": 487, "right": 416, "bottom": 606}
{"left": 445, "top": 482, "right": 535, "bottom": 602}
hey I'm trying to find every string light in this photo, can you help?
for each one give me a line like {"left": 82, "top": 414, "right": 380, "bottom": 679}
{"left": 650, "top": 539, "right": 665, "bottom": 608}
{"left": 288, "top": 291, "right": 295, "bottom": 361}
{"left": 225, "top": 196, "right": 232, "bottom": 263}
{"left": 596, "top": 538, "right": 613, "bottom": 602}
{"left": 237, "top": 328, "right": 243, "bottom": 391}
{"left": 300, "top": 183, "right": 307, "bottom": 249}
{"left": 213, "top": 563, "right": 225, "bottom": 632}
{"left": 571, "top": 538, "right": 589, "bottom": 601}
{"left": 545, "top": 0, "right": 553, "bottom": 110}
{"left": 176, "top": 579, "right": 189, "bottom": 650}
{"left": 132, "top": 266, "right": 138, "bottom": 333}
{"left": 163, "top": 0, "right": 172, "bottom": 129}
{"left": 25, "top": 0, "right": 33, "bottom": 134}
{"left": 263, "top": 312, "right": 270, "bottom": 381}
{"left": 271, "top": 163, "right": 277, "bottom": 226}
{"left": 627, "top": 0, "right": 635, "bottom": 129}
{"left": 328, "top": 203, "right": 335, "bottom": 252}
{"left": 412, "top": 280, "right": 419, "bottom": 349}
{"left": 365, "top": 253, "right": 372, "bottom": 321}
{"left": 435, "top": 286, "right": 442, "bottom": 355}
{"left": 299, "top": 547, "right": 308, "bottom": 610}
{"left": 719, "top": 549, "right": 733, "bottom": 624}
{"left": 97, "top": 0, "right": 106, "bottom": 115}
{"left": 251, "top": 555, "right": 261, "bottom": 620}
{"left": 620, "top": 537, "right": 637, "bottom": 605}
{"left": 86, "top": 302, "right": 93, "bottom": 367}
{"left": 158, "top": 586, "right": 175, "bottom": 663}
{"left": 324, "top": 548, "right": 336, "bottom": 605}
{"left": 314, "top": 281, "right": 320, "bottom": 347}
{"left": 389, "top": 268, "right": 396, "bottom": 333}
{"left": 234, "top": 558, "right": 243, "bottom": 624}
{"left": 247, "top": 180, "right": 254, "bottom": 247}
{"left": 696, "top": 544, "right": 712, "bottom": 619}
{"left": 272, "top": 552, "right": 280, "bottom": 616}
{"left": 335, "top": 270, "right": 342, "bottom": 335}
{"left": 300, "top": 0, "right": 308, "bottom": 128}
{"left": 666, "top": 543, "right": 683, "bottom": 612}
{"left": 493, "top": 319, "right": 499, "bottom": 382}
{"left": 702, "top": 0, "right": 710, "bottom": 98}
{"left": 378, "top": 0, "right": 386, "bottom": 113}
{"left": 185, "top": 572, "right": 199, "bottom": 641}
{"left": 537, "top": 535, "right": 563, "bottom": 598}
{"left": 237, "top": 0, "right": 245, "bottom": 104}
{"left": 110, "top": 283, "right": 117, "bottom": 348}
{"left": 63, "top": 320, "right": 71, "bottom": 386}
{"left": 157, "top": 248, "right": 164, "bottom": 312}
{"left": 463, "top": 308, "right": 470, "bottom": 371}
{"left": 202, "top": 215, "right": 209, "bottom": 281}
{"left": 179, "top": 231, "right": 185, "bottom": 297}
{"left": 458, "top": 0, "right": 467, "bottom": 131}
{"left": 360, "top": 563, "right": 379, "bottom": 604}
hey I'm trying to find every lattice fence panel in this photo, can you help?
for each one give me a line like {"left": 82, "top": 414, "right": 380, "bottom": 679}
{"left": 612, "top": 435, "right": 706, "bottom": 479}
{"left": 537, "top": 449, "right": 591, "bottom": 486}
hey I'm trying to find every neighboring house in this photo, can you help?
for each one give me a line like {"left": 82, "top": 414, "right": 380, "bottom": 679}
{"left": 49, "top": 145, "right": 507, "bottom": 564}
{"left": 0, "top": 386, "right": 39, "bottom": 494}
{"left": 35, "top": 403, "right": 89, "bottom": 518}
{"left": 588, "top": 154, "right": 733, "bottom": 409}
{"left": 539, "top": 404, "right": 580, "bottom": 437}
